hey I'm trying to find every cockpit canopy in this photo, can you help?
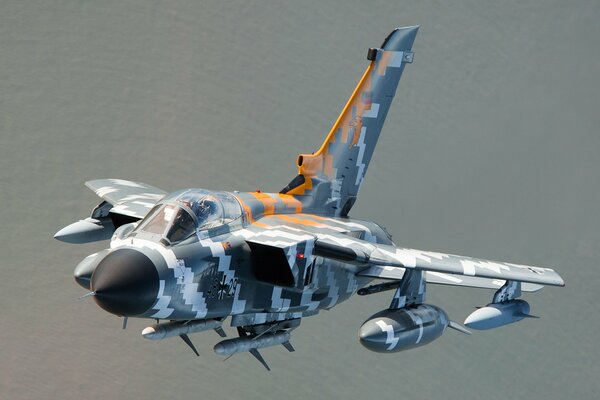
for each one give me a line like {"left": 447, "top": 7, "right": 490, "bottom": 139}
{"left": 134, "top": 189, "right": 243, "bottom": 243}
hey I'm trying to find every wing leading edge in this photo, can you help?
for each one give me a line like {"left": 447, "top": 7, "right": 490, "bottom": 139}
{"left": 357, "top": 266, "right": 544, "bottom": 292}
{"left": 314, "top": 235, "right": 564, "bottom": 287}
{"left": 85, "top": 179, "right": 167, "bottom": 219}
{"left": 55, "top": 179, "right": 168, "bottom": 243}
{"left": 240, "top": 215, "right": 564, "bottom": 288}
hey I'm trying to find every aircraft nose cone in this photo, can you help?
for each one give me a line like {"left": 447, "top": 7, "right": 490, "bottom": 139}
{"left": 91, "top": 249, "right": 159, "bottom": 316}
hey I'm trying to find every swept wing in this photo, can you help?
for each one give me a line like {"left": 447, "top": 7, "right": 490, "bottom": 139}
{"left": 314, "top": 234, "right": 564, "bottom": 286}
{"left": 241, "top": 215, "right": 564, "bottom": 288}
{"left": 85, "top": 179, "right": 167, "bottom": 219}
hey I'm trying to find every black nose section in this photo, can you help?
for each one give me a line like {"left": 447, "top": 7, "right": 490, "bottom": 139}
{"left": 91, "top": 249, "right": 159, "bottom": 316}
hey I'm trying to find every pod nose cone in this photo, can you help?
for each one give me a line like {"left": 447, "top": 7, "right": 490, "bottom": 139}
{"left": 91, "top": 249, "right": 159, "bottom": 316}
{"left": 358, "top": 318, "right": 389, "bottom": 352}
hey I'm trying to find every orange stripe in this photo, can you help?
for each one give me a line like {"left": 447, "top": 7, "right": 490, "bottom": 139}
{"left": 313, "top": 63, "right": 373, "bottom": 157}
{"left": 236, "top": 198, "right": 255, "bottom": 223}
{"left": 275, "top": 214, "right": 328, "bottom": 228}
{"left": 289, "top": 63, "right": 375, "bottom": 194}
{"left": 250, "top": 192, "right": 277, "bottom": 215}
{"left": 277, "top": 194, "right": 303, "bottom": 213}
{"left": 323, "top": 153, "right": 334, "bottom": 178}
{"left": 295, "top": 63, "right": 374, "bottom": 182}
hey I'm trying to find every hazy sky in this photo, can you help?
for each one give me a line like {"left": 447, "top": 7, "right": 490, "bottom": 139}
{"left": 1, "top": 1, "right": 598, "bottom": 399}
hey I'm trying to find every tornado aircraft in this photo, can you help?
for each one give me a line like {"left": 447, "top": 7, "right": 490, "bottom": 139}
{"left": 55, "top": 26, "right": 565, "bottom": 370}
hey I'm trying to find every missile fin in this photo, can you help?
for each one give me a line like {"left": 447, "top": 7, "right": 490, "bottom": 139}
{"left": 516, "top": 312, "right": 540, "bottom": 319}
{"left": 179, "top": 334, "right": 199, "bottom": 357}
{"left": 249, "top": 349, "right": 271, "bottom": 371}
{"left": 282, "top": 341, "right": 295, "bottom": 352}
{"left": 214, "top": 327, "right": 227, "bottom": 337}
{"left": 448, "top": 320, "right": 472, "bottom": 335}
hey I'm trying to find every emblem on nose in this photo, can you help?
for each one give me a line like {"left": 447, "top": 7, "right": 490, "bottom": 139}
{"left": 91, "top": 249, "right": 159, "bottom": 316}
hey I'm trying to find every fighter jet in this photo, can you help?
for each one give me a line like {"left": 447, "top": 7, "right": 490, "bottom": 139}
{"left": 55, "top": 26, "right": 564, "bottom": 370}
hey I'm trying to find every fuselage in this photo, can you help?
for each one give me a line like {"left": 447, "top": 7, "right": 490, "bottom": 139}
{"left": 86, "top": 188, "right": 393, "bottom": 326}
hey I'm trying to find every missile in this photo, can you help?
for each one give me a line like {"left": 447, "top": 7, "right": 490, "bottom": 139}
{"left": 142, "top": 319, "right": 223, "bottom": 340}
{"left": 359, "top": 304, "right": 450, "bottom": 353}
{"left": 74, "top": 249, "right": 110, "bottom": 289}
{"left": 357, "top": 280, "right": 401, "bottom": 296}
{"left": 54, "top": 218, "right": 113, "bottom": 244}
{"left": 214, "top": 331, "right": 291, "bottom": 356}
{"left": 464, "top": 299, "right": 534, "bottom": 330}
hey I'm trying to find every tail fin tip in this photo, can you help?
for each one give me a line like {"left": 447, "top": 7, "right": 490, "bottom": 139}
{"left": 381, "top": 26, "right": 419, "bottom": 51}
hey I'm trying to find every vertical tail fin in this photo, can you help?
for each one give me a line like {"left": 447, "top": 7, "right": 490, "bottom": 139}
{"left": 282, "top": 26, "right": 419, "bottom": 216}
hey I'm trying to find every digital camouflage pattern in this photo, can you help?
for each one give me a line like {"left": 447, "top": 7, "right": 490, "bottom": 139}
{"left": 56, "top": 26, "right": 564, "bottom": 368}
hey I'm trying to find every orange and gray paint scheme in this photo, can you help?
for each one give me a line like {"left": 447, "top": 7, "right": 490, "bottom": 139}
{"left": 236, "top": 26, "right": 418, "bottom": 220}
{"left": 56, "top": 27, "right": 564, "bottom": 370}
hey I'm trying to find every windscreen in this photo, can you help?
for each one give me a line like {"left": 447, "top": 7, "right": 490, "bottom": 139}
{"left": 134, "top": 189, "right": 243, "bottom": 243}
{"left": 136, "top": 204, "right": 196, "bottom": 243}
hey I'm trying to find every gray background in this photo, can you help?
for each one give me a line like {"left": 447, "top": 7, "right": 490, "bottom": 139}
{"left": 1, "top": 1, "right": 598, "bottom": 399}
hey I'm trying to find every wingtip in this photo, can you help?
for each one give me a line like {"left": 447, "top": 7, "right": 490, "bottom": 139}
{"left": 549, "top": 274, "right": 566, "bottom": 287}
